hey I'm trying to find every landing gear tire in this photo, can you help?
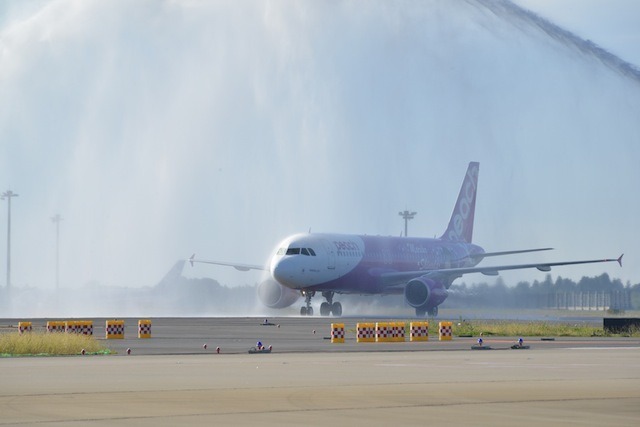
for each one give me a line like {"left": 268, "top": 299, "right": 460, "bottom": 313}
{"left": 300, "top": 290, "right": 315, "bottom": 316}
{"left": 331, "top": 302, "right": 342, "bottom": 317}
{"left": 415, "top": 308, "right": 426, "bottom": 317}
{"left": 428, "top": 306, "right": 438, "bottom": 317}
{"left": 320, "top": 302, "right": 331, "bottom": 316}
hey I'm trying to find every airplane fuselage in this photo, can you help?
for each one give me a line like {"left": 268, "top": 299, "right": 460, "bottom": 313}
{"left": 271, "top": 233, "right": 485, "bottom": 294}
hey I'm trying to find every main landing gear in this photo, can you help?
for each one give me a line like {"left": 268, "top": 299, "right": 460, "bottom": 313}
{"left": 320, "top": 291, "right": 342, "bottom": 317}
{"left": 299, "top": 290, "right": 342, "bottom": 317}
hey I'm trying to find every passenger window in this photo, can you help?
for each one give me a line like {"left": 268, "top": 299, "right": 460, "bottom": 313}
{"left": 308, "top": 248, "right": 316, "bottom": 256}
{"left": 301, "top": 248, "right": 310, "bottom": 256}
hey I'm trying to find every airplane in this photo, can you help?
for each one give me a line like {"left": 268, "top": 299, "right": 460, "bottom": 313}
{"left": 190, "top": 162, "right": 622, "bottom": 317}
{"left": 155, "top": 259, "right": 186, "bottom": 289}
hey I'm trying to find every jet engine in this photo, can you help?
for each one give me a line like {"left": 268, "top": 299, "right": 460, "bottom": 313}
{"left": 257, "top": 279, "right": 300, "bottom": 309}
{"left": 404, "top": 276, "right": 448, "bottom": 314}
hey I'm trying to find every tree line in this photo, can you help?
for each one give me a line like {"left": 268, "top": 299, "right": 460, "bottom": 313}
{"left": 448, "top": 273, "right": 638, "bottom": 310}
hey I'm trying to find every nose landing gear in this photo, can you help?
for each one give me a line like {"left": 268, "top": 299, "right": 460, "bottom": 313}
{"left": 300, "top": 290, "right": 315, "bottom": 316}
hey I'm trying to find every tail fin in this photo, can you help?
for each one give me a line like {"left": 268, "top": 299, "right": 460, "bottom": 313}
{"left": 440, "top": 162, "right": 479, "bottom": 243}
{"left": 156, "top": 260, "right": 186, "bottom": 288}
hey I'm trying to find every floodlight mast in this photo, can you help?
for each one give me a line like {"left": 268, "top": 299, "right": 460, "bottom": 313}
{"left": 398, "top": 209, "right": 417, "bottom": 237}
{"left": 1, "top": 190, "right": 19, "bottom": 290}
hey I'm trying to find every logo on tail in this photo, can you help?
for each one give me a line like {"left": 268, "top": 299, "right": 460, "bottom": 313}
{"left": 441, "top": 162, "right": 479, "bottom": 243}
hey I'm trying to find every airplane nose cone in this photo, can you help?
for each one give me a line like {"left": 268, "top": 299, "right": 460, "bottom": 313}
{"left": 271, "top": 257, "right": 297, "bottom": 288}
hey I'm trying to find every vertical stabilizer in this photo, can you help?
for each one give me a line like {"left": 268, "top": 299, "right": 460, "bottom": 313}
{"left": 156, "top": 260, "right": 186, "bottom": 288}
{"left": 440, "top": 162, "right": 479, "bottom": 243}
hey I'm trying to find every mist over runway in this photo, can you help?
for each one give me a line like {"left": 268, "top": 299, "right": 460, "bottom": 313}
{"left": 1, "top": 1, "right": 639, "bottom": 318}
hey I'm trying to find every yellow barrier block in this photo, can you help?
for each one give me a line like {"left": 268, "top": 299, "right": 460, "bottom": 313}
{"left": 81, "top": 321, "right": 93, "bottom": 335}
{"left": 439, "top": 321, "right": 453, "bottom": 341}
{"left": 331, "top": 323, "right": 345, "bottom": 343}
{"left": 106, "top": 320, "right": 125, "bottom": 339}
{"left": 390, "top": 322, "right": 398, "bottom": 342}
{"left": 393, "top": 322, "right": 406, "bottom": 342}
{"left": 410, "top": 321, "right": 429, "bottom": 342}
{"left": 18, "top": 322, "right": 32, "bottom": 334}
{"left": 138, "top": 319, "right": 152, "bottom": 339}
{"left": 356, "top": 323, "right": 375, "bottom": 343}
{"left": 65, "top": 321, "right": 76, "bottom": 333}
{"left": 46, "top": 321, "right": 66, "bottom": 333}
{"left": 66, "top": 320, "right": 93, "bottom": 335}
{"left": 376, "top": 322, "right": 392, "bottom": 342}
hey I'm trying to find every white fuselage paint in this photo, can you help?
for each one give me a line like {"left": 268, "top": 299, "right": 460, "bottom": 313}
{"left": 270, "top": 233, "right": 480, "bottom": 292}
{"left": 270, "top": 234, "right": 365, "bottom": 289}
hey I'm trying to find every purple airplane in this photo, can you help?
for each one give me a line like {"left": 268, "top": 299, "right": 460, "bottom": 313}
{"left": 191, "top": 162, "right": 622, "bottom": 317}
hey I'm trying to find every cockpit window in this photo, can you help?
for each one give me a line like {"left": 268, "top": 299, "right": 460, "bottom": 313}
{"left": 283, "top": 247, "right": 316, "bottom": 256}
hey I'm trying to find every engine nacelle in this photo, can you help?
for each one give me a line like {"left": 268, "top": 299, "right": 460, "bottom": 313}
{"left": 257, "top": 279, "right": 300, "bottom": 309}
{"left": 404, "top": 277, "right": 448, "bottom": 310}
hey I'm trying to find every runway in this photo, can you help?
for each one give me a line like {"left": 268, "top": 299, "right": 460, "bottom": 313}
{"left": 3, "top": 316, "right": 639, "bottom": 355}
{"left": 1, "top": 317, "right": 640, "bottom": 426}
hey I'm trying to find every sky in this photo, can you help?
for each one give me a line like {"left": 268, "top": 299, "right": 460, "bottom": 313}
{"left": 0, "top": 0, "right": 639, "bottom": 294}
{"left": 512, "top": 0, "right": 640, "bottom": 67}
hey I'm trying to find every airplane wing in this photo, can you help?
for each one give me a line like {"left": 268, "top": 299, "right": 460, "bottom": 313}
{"left": 188, "top": 254, "right": 267, "bottom": 272}
{"left": 380, "top": 254, "right": 623, "bottom": 287}
{"left": 467, "top": 247, "right": 553, "bottom": 260}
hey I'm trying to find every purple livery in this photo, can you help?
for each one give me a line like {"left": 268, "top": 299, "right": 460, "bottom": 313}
{"left": 191, "top": 162, "right": 622, "bottom": 317}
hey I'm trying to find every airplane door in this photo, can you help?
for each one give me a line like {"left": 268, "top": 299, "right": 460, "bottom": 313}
{"left": 324, "top": 241, "right": 336, "bottom": 270}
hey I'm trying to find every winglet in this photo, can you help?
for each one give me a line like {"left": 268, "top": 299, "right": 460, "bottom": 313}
{"left": 189, "top": 253, "right": 195, "bottom": 267}
{"left": 617, "top": 254, "right": 624, "bottom": 267}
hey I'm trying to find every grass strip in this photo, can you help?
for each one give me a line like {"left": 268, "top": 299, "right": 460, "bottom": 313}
{"left": 452, "top": 319, "right": 640, "bottom": 337}
{"left": 0, "top": 331, "right": 110, "bottom": 356}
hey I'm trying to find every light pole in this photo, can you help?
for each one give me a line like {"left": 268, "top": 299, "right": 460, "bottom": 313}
{"left": 398, "top": 209, "right": 416, "bottom": 237}
{"left": 1, "top": 190, "right": 19, "bottom": 290}
{"left": 51, "top": 214, "right": 63, "bottom": 291}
